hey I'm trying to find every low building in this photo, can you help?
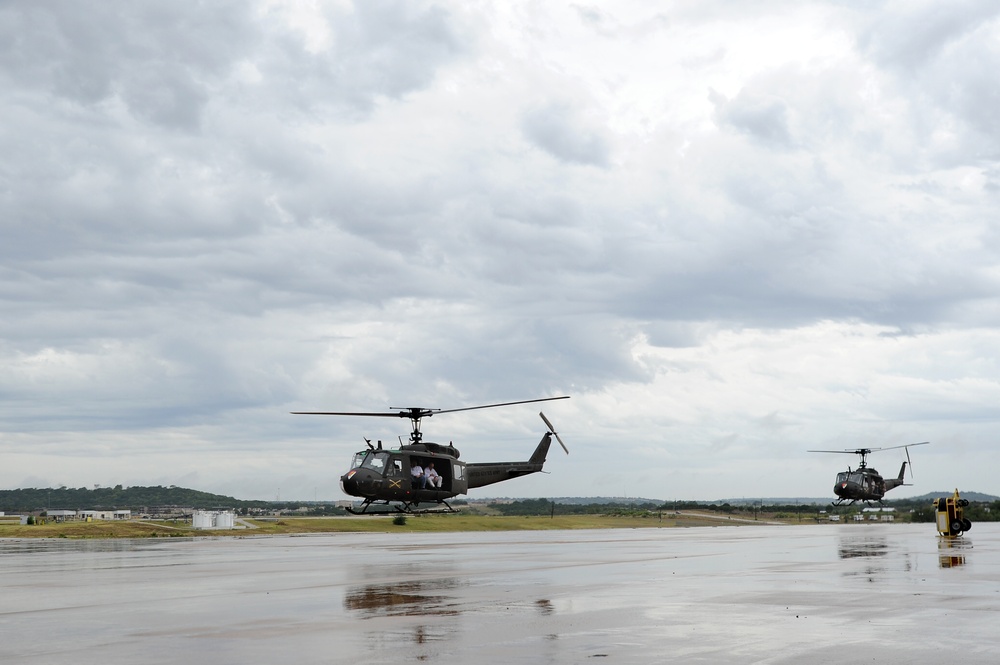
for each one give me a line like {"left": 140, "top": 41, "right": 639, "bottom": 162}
{"left": 80, "top": 510, "right": 131, "bottom": 521}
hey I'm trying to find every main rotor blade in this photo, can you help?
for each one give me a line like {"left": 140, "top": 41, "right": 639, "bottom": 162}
{"left": 435, "top": 396, "right": 570, "bottom": 416}
{"left": 877, "top": 441, "right": 930, "bottom": 452}
{"left": 292, "top": 396, "right": 570, "bottom": 419}
{"left": 807, "top": 449, "right": 865, "bottom": 454}
{"left": 290, "top": 410, "right": 432, "bottom": 418}
{"left": 539, "top": 411, "right": 569, "bottom": 454}
{"left": 807, "top": 442, "right": 929, "bottom": 454}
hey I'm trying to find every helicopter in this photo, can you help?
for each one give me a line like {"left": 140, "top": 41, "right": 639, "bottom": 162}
{"left": 292, "top": 396, "right": 570, "bottom": 514}
{"left": 809, "top": 442, "right": 929, "bottom": 505}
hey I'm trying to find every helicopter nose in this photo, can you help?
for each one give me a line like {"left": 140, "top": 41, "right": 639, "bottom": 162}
{"left": 341, "top": 469, "right": 363, "bottom": 497}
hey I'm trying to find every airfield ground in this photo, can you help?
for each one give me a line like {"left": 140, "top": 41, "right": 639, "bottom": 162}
{"left": 2, "top": 523, "right": 994, "bottom": 664}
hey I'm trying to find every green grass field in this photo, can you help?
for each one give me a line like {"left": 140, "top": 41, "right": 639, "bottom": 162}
{"left": 0, "top": 511, "right": 781, "bottom": 538}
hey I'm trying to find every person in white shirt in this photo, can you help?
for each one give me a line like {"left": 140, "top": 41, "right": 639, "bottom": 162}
{"left": 424, "top": 462, "right": 443, "bottom": 488}
{"left": 411, "top": 462, "right": 425, "bottom": 489}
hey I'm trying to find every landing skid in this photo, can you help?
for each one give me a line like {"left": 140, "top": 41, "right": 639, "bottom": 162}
{"left": 346, "top": 499, "right": 459, "bottom": 515}
{"left": 831, "top": 498, "right": 884, "bottom": 507}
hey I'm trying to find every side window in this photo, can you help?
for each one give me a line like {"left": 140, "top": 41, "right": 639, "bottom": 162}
{"left": 454, "top": 465, "right": 464, "bottom": 481}
{"left": 389, "top": 457, "right": 403, "bottom": 477}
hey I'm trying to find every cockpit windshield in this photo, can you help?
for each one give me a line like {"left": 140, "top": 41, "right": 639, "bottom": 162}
{"left": 361, "top": 452, "right": 389, "bottom": 473}
{"left": 350, "top": 451, "right": 401, "bottom": 477}
{"left": 350, "top": 452, "right": 368, "bottom": 470}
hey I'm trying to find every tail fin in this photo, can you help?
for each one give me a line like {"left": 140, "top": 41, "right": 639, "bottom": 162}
{"left": 884, "top": 461, "right": 908, "bottom": 492}
{"left": 529, "top": 433, "right": 553, "bottom": 465}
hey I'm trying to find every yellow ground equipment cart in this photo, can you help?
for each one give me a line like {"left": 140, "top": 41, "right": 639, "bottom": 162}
{"left": 934, "top": 489, "right": 971, "bottom": 537}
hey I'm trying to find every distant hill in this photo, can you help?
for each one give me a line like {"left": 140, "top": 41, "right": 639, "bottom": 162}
{"left": 0, "top": 486, "right": 269, "bottom": 512}
{"left": 550, "top": 496, "right": 664, "bottom": 505}
{"left": 475, "top": 496, "right": 667, "bottom": 506}
{"left": 892, "top": 491, "right": 1000, "bottom": 503}
{"left": 716, "top": 497, "right": 834, "bottom": 506}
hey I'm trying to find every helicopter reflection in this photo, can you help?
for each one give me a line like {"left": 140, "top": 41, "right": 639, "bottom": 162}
{"left": 836, "top": 531, "right": 913, "bottom": 583}
{"left": 535, "top": 598, "right": 554, "bottom": 615}
{"left": 838, "top": 533, "right": 890, "bottom": 560}
{"left": 344, "top": 579, "right": 462, "bottom": 618}
{"left": 938, "top": 537, "right": 972, "bottom": 569}
{"left": 361, "top": 623, "right": 455, "bottom": 661}
{"left": 346, "top": 579, "right": 558, "bottom": 659}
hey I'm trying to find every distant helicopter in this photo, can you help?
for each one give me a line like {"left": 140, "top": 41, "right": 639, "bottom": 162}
{"left": 809, "top": 442, "right": 929, "bottom": 505}
{"left": 292, "top": 396, "right": 569, "bottom": 514}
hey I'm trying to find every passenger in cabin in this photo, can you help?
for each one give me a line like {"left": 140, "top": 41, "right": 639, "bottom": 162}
{"left": 411, "top": 460, "right": 425, "bottom": 489}
{"left": 424, "top": 462, "right": 443, "bottom": 488}
{"left": 387, "top": 458, "right": 403, "bottom": 477}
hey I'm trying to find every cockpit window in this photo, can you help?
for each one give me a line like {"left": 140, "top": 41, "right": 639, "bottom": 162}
{"left": 361, "top": 451, "right": 388, "bottom": 473}
{"left": 350, "top": 451, "right": 397, "bottom": 476}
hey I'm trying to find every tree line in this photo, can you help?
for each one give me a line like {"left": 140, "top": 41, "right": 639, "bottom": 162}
{"left": 489, "top": 497, "right": 1000, "bottom": 521}
{"left": 0, "top": 486, "right": 269, "bottom": 512}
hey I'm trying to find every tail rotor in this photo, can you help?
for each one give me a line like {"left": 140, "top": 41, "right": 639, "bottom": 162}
{"left": 539, "top": 411, "right": 569, "bottom": 454}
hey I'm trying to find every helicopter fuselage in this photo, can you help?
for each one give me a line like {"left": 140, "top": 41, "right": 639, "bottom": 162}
{"left": 340, "top": 446, "right": 467, "bottom": 504}
{"left": 834, "top": 468, "right": 886, "bottom": 503}
{"left": 339, "top": 433, "right": 556, "bottom": 510}
{"left": 832, "top": 462, "right": 907, "bottom": 505}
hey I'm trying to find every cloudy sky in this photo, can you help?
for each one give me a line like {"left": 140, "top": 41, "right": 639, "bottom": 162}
{"left": 3, "top": 1, "right": 1000, "bottom": 503}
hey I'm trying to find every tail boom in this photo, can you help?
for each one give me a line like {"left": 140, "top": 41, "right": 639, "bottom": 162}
{"left": 884, "top": 461, "right": 908, "bottom": 492}
{"left": 466, "top": 433, "right": 552, "bottom": 490}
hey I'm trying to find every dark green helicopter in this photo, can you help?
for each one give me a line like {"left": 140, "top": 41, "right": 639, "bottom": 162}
{"left": 809, "top": 442, "right": 929, "bottom": 505}
{"left": 292, "top": 396, "right": 569, "bottom": 514}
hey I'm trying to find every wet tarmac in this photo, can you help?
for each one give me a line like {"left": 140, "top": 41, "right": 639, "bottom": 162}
{"left": 1, "top": 523, "right": 998, "bottom": 664}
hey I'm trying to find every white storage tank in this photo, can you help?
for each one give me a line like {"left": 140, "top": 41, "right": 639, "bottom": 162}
{"left": 215, "top": 511, "right": 235, "bottom": 528}
{"left": 192, "top": 510, "right": 236, "bottom": 529}
{"left": 192, "top": 511, "right": 214, "bottom": 529}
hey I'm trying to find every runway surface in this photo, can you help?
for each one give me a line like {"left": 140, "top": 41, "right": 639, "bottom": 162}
{"left": 1, "top": 523, "right": 997, "bottom": 664}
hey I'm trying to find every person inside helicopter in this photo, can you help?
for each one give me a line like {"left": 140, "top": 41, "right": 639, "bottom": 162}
{"left": 386, "top": 457, "right": 403, "bottom": 478}
{"left": 411, "top": 459, "right": 425, "bottom": 489}
{"left": 424, "top": 462, "right": 443, "bottom": 489}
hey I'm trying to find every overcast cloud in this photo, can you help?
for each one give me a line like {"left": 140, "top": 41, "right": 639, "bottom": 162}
{"left": 3, "top": 1, "right": 1000, "bottom": 502}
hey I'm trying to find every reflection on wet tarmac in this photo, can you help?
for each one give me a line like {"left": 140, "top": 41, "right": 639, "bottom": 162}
{"left": 937, "top": 536, "right": 972, "bottom": 568}
{"left": 838, "top": 532, "right": 890, "bottom": 559}
{"left": 0, "top": 537, "right": 159, "bottom": 555}
{"left": 344, "top": 579, "right": 462, "bottom": 617}
{"left": 535, "top": 598, "right": 554, "bottom": 615}
{"left": 837, "top": 530, "right": 917, "bottom": 582}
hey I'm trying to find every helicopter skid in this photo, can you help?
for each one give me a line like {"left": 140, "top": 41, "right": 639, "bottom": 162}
{"left": 346, "top": 499, "right": 459, "bottom": 516}
{"left": 831, "top": 498, "right": 885, "bottom": 507}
